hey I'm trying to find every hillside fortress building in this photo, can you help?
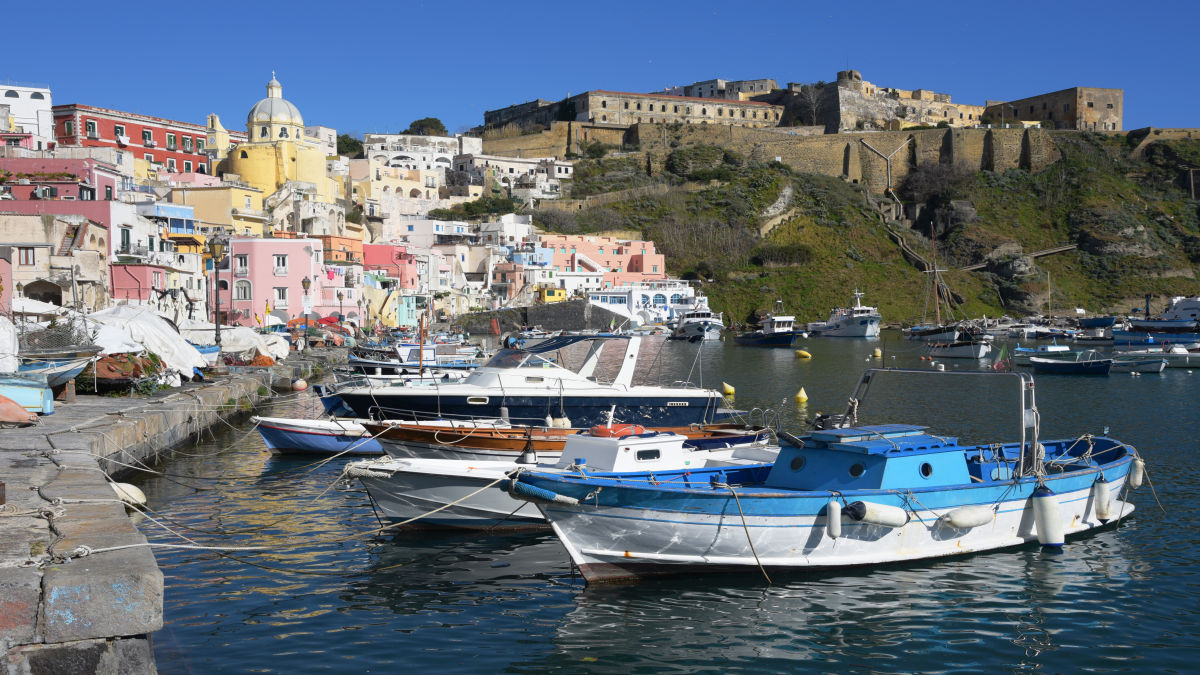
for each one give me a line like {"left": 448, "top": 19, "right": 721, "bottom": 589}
{"left": 483, "top": 71, "right": 1122, "bottom": 135}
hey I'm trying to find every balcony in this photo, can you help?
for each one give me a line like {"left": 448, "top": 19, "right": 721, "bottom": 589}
{"left": 234, "top": 267, "right": 249, "bottom": 277}
{"left": 116, "top": 135, "right": 129, "bottom": 146}
{"left": 273, "top": 266, "right": 288, "bottom": 276}
{"left": 144, "top": 139, "right": 157, "bottom": 148}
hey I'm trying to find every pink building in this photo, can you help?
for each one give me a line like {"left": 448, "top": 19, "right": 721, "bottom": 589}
{"left": 0, "top": 157, "right": 122, "bottom": 201}
{"left": 110, "top": 263, "right": 172, "bottom": 303}
{"left": 364, "top": 243, "right": 418, "bottom": 290}
{"left": 218, "top": 237, "right": 362, "bottom": 326}
{"left": 537, "top": 234, "right": 667, "bottom": 288}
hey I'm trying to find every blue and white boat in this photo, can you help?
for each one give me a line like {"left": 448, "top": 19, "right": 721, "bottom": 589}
{"left": 0, "top": 373, "right": 55, "bottom": 414}
{"left": 331, "top": 335, "right": 725, "bottom": 427}
{"left": 251, "top": 416, "right": 384, "bottom": 456}
{"left": 504, "top": 368, "right": 1142, "bottom": 583}
{"left": 18, "top": 346, "right": 101, "bottom": 387}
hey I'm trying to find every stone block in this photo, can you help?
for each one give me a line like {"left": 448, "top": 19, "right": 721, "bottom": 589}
{"left": 40, "top": 547, "right": 163, "bottom": 643}
{"left": 5, "top": 636, "right": 156, "bottom": 675}
{"left": 0, "top": 567, "right": 43, "bottom": 646}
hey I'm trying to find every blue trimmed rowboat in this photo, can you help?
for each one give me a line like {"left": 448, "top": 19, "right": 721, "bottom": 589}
{"left": 251, "top": 416, "right": 384, "bottom": 456}
{"left": 1029, "top": 349, "right": 1112, "bottom": 375}
{"left": 503, "top": 368, "right": 1143, "bottom": 583}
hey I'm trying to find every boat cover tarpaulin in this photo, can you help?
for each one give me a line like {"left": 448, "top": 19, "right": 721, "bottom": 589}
{"left": 178, "top": 320, "right": 289, "bottom": 362}
{"left": 89, "top": 306, "right": 207, "bottom": 378}
{"left": 0, "top": 316, "right": 18, "bottom": 373}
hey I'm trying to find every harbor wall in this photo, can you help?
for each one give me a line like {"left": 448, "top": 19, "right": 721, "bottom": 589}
{"left": 0, "top": 349, "right": 344, "bottom": 675}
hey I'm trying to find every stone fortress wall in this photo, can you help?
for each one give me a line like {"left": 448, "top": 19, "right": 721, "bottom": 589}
{"left": 482, "top": 121, "right": 1062, "bottom": 193}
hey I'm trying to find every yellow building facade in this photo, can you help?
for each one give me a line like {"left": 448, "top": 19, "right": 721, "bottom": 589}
{"left": 168, "top": 184, "right": 267, "bottom": 237}
{"left": 206, "top": 76, "right": 340, "bottom": 222}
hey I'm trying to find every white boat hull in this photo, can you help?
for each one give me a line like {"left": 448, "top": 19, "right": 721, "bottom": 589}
{"left": 670, "top": 319, "right": 723, "bottom": 341}
{"left": 539, "top": 484, "right": 1132, "bottom": 582}
{"left": 927, "top": 342, "right": 991, "bottom": 359}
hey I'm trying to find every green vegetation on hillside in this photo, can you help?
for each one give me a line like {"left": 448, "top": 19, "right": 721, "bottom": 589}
{"left": 532, "top": 135, "right": 1200, "bottom": 323}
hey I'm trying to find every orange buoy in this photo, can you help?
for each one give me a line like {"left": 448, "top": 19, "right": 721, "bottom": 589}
{"left": 590, "top": 424, "right": 647, "bottom": 438}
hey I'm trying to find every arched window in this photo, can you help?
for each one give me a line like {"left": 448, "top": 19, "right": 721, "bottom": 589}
{"left": 30, "top": 92, "right": 44, "bottom": 100}
{"left": 279, "top": 127, "right": 289, "bottom": 138}
{"left": 234, "top": 280, "right": 252, "bottom": 300}
{"left": 640, "top": 294, "right": 650, "bottom": 305}
{"left": 218, "top": 279, "right": 230, "bottom": 291}
{"left": 260, "top": 126, "right": 268, "bottom": 138}
{"left": 653, "top": 293, "right": 666, "bottom": 305}
{"left": 240, "top": 150, "right": 248, "bottom": 158}
{"left": 3, "top": 90, "right": 17, "bottom": 98}
{"left": 670, "top": 294, "right": 683, "bottom": 304}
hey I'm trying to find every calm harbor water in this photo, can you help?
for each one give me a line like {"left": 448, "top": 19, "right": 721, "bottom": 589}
{"left": 134, "top": 333, "right": 1200, "bottom": 673}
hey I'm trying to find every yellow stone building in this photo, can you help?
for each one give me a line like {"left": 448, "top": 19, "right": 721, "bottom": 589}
{"left": 168, "top": 184, "right": 267, "bottom": 237}
{"left": 206, "top": 75, "right": 346, "bottom": 235}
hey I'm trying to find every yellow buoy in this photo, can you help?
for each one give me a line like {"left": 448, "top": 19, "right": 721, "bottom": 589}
{"left": 795, "top": 349, "right": 812, "bottom": 360}
{"left": 873, "top": 348, "right": 882, "bottom": 358}
{"left": 795, "top": 387, "right": 808, "bottom": 403}
{"left": 722, "top": 381, "right": 735, "bottom": 396}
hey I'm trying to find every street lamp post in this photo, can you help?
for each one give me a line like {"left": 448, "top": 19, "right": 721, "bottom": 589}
{"left": 337, "top": 290, "right": 344, "bottom": 323}
{"left": 208, "top": 236, "right": 227, "bottom": 347}
{"left": 300, "top": 275, "right": 311, "bottom": 351}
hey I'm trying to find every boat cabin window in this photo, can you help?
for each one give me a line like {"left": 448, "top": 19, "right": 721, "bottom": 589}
{"left": 483, "top": 349, "right": 556, "bottom": 369}
{"left": 635, "top": 449, "right": 660, "bottom": 461}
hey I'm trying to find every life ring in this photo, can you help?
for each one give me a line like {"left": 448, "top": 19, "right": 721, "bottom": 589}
{"left": 590, "top": 423, "right": 647, "bottom": 438}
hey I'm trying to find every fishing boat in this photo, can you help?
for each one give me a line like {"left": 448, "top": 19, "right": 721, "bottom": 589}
{"left": 668, "top": 295, "right": 724, "bottom": 342}
{"left": 904, "top": 324, "right": 960, "bottom": 342}
{"left": 926, "top": 339, "right": 991, "bottom": 359}
{"left": 503, "top": 368, "right": 1142, "bottom": 583}
{"left": 1115, "top": 296, "right": 1200, "bottom": 346}
{"left": 330, "top": 335, "right": 725, "bottom": 427}
{"left": 734, "top": 302, "right": 805, "bottom": 347}
{"left": 1011, "top": 342, "right": 1073, "bottom": 366}
{"left": 1112, "top": 345, "right": 1200, "bottom": 368}
{"left": 0, "top": 373, "right": 55, "bottom": 414}
{"left": 1029, "top": 349, "right": 1112, "bottom": 375}
{"left": 363, "top": 419, "right": 774, "bottom": 461}
{"left": 347, "top": 425, "right": 778, "bottom": 530}
{"left": 18, "top": 346, "right": 102, "bottom": 387}
{"left": 809, "top": 289, "right": 881, "bottom": 338}
{"left": 251, "top": 416, "right": 384, "bottom": 456}
{"left": 1110, "top": 357, "right": 1166, "bottom": 373}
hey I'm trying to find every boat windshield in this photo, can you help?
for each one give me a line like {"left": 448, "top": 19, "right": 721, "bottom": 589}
{"left": 482, "top": 349, "right": 558, "bottom": 370}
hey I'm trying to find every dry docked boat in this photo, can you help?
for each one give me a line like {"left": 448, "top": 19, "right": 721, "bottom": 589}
{"left": 503, "top": 368, "right": 1144, "bottom": 583}
{"left": 347, "top": 424, "right": 778, "bottom": 531}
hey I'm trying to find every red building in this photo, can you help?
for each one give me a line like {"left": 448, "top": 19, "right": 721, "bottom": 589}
{"left": 52, "top": 104, "right": 246, "bottom": 175}
{"left": 364, "top": 243, "right": 418, "bottom": 289}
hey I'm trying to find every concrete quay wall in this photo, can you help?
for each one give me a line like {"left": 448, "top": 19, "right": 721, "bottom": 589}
{"left": 0, "top": 349, "right": 344, "bottom": 675}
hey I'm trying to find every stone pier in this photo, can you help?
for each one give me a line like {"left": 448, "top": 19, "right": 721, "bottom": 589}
{"left": 0, "top": 349, "right": 344, "bottom": 674}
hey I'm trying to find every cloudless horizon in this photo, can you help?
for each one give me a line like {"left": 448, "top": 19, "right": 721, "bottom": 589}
{"left": 6, "top": 1, "right": 1195, "bottom": 137}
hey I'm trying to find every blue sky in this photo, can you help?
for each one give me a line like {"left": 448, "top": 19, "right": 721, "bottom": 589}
{"left": 5, "top": 1, "right": 1194, "bottom": 136}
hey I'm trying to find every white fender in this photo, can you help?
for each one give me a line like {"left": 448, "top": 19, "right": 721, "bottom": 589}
{"left": 1031, "top": 486, "right": 1064, "bottom": 547}
{"left": 825, "top": 500, "right": 841, "bottom": 539}
{"left": 110, "top": 482, "right": 147, "bottom": 507}
{"left": 845, "top": 501, "right": 909, "bottom": 528}
{"left": 940, "top": 505, "right": 994, "bottom": 529}
{"left": 1093, "top": 479, "right": 1112, "bottom": 521}
{"left": 1129, "top": 458, "right": 1145, "bottom": 489}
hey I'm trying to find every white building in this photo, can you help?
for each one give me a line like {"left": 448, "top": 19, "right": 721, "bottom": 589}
{"left": 477, "top": 213, "right": 534, "bottom": 250}
{"left": 303, "top": 125, "right": 337, "bottom": 157}
{"left": 364, "top": 133, "right": 482, "bottom": 176}
{"left": 383, "top": 216, "right": 473, "bottom": 248}
{"left": 1, "top": 82, "right": 54, "bottom": 146}
{"left": 454, "top": 154, "right": 573, "bottom": 197}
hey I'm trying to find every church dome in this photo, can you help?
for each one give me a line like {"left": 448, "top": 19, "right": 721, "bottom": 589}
{"left": 247, "top": 74, "right": 303, "bottom": 127}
